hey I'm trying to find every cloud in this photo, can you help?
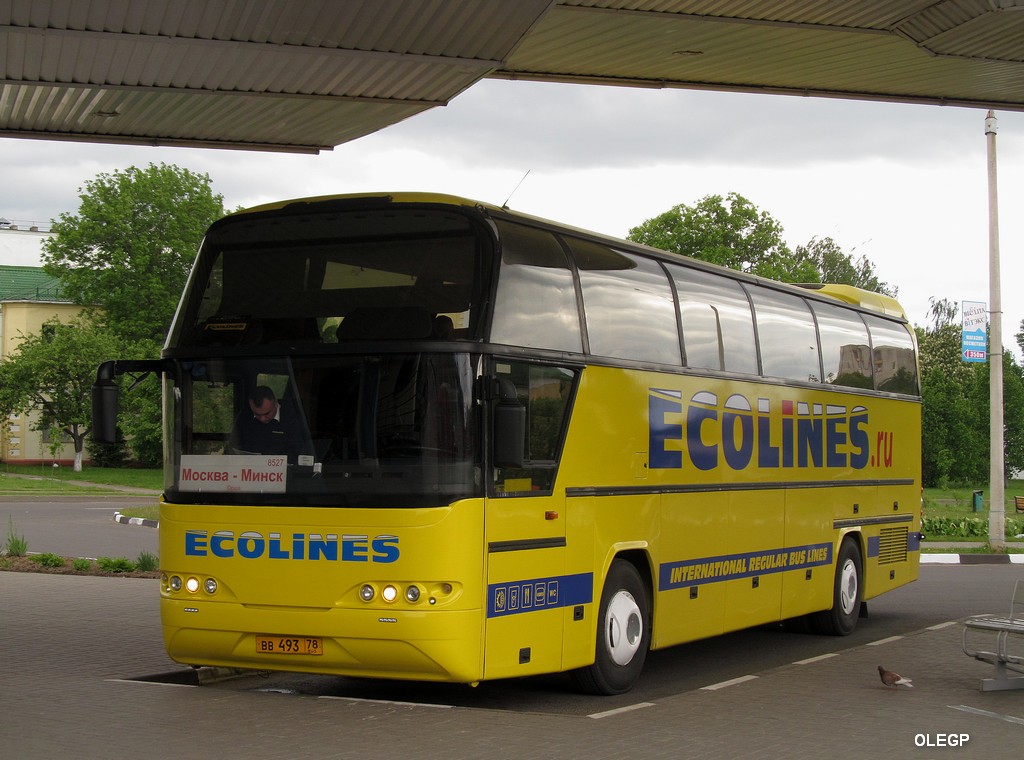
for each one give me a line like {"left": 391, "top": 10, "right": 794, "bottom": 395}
{"left": 376, "top": 79, "right": 1013, "bottom": 171}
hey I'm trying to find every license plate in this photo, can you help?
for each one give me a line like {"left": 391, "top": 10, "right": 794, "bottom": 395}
{"left": 255, "top": 635, "right": 323, "bottom": 655}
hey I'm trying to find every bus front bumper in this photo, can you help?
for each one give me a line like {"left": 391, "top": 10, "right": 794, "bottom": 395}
{"left": 161, "top": 598, "right": 485, "bottom": 684}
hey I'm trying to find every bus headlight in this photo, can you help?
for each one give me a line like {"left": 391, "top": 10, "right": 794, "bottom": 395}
{"left": 405, "top": 585, "right": 421, "bottom": 603}
{"left": 185, "top": 577, "right": 200, "bottom": 594}
{"left": 382, "top": 584, "right": 398, "bottom": 603}
{"left": 169, "top": 575, "right": 183, "bottom": 592}
{"left": 204, "top": 578, "right": 218, "bottom": 595}
{"left": 359, "top": 584, "right": 375, "bottom": 602}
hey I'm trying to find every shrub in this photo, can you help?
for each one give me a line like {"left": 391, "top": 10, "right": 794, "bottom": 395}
{"left": 4, "top": 516, "right": 27, "bottom": 557}
{"left": 29, "top": 552, "right": 66, "bottom": 568}
{"left": 922, "top": 515, "right": 1024, "bottom": 539}
{"left": 97, "top": 556, "right": 136, "bottom": 573}
{"left": 135, "top": 551, "right": 159, "bottom": 572}
{"left": 72, "top": 557, "right": 92, "bottom": 572}
{"left": 88, "top": 428, "right": 130, "bottom": 468}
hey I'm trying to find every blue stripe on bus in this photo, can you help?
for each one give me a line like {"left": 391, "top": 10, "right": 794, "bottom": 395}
{"left": 659, "top": 542, "right": 833, "bottom": 591}
{"left": 488, "top": 573, "right": 593, "bottom": 618}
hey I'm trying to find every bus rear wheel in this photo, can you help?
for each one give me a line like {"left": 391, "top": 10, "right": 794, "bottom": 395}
{"left": 573, "top": 559, "right": 650, "bottom": 695}
{"left": 811, "top": 538, "right": 862, "bottom": 636}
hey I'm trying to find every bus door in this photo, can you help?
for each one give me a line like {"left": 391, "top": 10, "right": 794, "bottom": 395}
{"left": 483, "top": 361, "right": 578, "bottom": 680}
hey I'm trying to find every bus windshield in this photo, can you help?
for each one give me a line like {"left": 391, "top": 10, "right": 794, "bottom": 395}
{"left": 162, "top": 200, "right": 492, "bottom": 508}
{"left": 166, "top": 353, "right": 479, "bottom": 507}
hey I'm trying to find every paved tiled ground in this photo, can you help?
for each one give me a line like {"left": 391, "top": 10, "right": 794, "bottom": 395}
{"left": 2, "top": 571, "right": 1023, "bottom": 759}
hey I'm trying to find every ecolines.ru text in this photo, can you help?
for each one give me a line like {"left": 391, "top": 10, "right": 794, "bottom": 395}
{"left": 648, "top": 389, "right": 897, "bottom": 471}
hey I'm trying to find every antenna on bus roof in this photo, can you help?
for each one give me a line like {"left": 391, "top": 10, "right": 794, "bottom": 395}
{"left": 501, "top": 169, "right": 531, "bottom": 209}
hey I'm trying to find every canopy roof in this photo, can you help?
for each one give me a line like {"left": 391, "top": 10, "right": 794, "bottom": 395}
{"left": 2, "top": 1, "right": 1023, "bottom": 154}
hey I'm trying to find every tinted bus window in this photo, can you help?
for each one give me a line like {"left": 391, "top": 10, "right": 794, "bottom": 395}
{"left": 567, "top": 238, "right": 680, "bottom": 365}
{"left": 490, "top": 222, "right": 583, "bottom": 352}
{"left": 864, "top": 315, "right": 919, "bottom": 394}
{"left": 669, "top": 265, "right": 757, "bottom": 374}
{"left": 750, "top": 287, "right": 821, "bottom": 383}
{"left": 494, "top": 361, "right": 577, "bottom": 496}
{"left": 811, "top": 301, "right": 873, "bottom": 389}
{"left": 177, "top": 206, "right": 483, "bottom": 347}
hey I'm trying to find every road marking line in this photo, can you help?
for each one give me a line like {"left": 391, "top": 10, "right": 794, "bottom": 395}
{"left": 105, "top": 678, "right": 196, "bottom": 689}
{"left": 866, "top": 635, "right": 904, "bottom": 646}
{"left": 949, "top": 704, "right": 1024, "bottom": 725}
{"left": 793, "top": 653, "right": 839, "bottom": 665}
{"left": 926, "top": 621, "right": 958, "bottom": 630}
{"left": 318, "top": 695, "right": 453, "bottom": 709}
{"left": 588, "top": 702, "right": 656, "bottom": 719}
{"left": 701, "top": 675, "right": 758, "bottom": 691}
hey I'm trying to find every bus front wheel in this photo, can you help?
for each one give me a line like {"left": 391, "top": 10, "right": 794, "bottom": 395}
{"left": 573, "top": 559, "right": 650, "bottom": 695}
{"left": 811, "top": 538, "right": 862, "bottom": 636}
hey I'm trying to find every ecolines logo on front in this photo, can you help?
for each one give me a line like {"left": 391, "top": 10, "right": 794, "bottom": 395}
{"left": 184, "top": 530, "right": 400, "bottom": 563}
{"left": 648, "top": 388, "right": 892, "bottom": 471}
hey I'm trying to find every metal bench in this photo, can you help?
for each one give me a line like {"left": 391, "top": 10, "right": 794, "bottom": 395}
{"left": 962, "top": 579, "right": 1024, "bottom": 691}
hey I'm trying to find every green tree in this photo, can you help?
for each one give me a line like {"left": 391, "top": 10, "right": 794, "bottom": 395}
{"left": 917, "top": 298, "right": 1024, "bottom": 486}
{"left": 794, "top": 236, "right": 896, "bottom": 296}
{"left": 0, "top": 317, "right": 124, "bottom": 471}
{"left": 42, "top": 163, "right": 226, "bottom": 345}
{"left": 627, "top": 192, "right": 819, "bottom": 282}
{"left": 40, "top": 163, "right": 226, "bottom": 463}
{"left": 628, "top": 193, "right": 894, "bottom": 292}
{"left": 918, "top": 299, "right": 981, "bottom": 486}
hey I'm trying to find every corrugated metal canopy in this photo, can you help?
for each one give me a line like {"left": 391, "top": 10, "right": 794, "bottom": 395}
{"left": 2, "top": 0, "right": 1024, "bottom": 154}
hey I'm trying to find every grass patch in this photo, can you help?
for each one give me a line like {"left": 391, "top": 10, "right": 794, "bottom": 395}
{"left": 0, "top": 464, "right": 161, "bottom": 494}
{"left": 923, "top": 482, "right": 1024, "bottom": 518}
{"left": 119, "top": 505, "right": 160, "bottom": 521}
{"left": 923, "top": 481, "right": 1024, "bottom": 541}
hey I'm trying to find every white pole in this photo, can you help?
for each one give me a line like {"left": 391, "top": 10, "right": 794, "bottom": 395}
{"left": 986, "top": 110, "right": 1005, "bottom": 550}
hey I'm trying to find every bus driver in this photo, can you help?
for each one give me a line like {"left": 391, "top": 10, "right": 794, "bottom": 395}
{"left": 229, "top": 385, "right": 306, "bottom": 461}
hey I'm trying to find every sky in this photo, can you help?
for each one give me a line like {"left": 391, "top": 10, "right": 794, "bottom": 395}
{"left": 2, "top": 77, "right": 1022, "bottom": 355}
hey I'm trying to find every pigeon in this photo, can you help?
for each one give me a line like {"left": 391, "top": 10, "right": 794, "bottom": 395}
{"left": 878, "top": 665, "right": 913, "bottom": 688}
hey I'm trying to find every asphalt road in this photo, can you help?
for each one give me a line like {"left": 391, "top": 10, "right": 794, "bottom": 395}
{"left": 0, "top": 494, "right": 159, "bottom": 559}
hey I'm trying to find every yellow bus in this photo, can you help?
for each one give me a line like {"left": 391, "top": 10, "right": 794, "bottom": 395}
{"left": 93, "top": 192, "right": 921, "bottom": 695}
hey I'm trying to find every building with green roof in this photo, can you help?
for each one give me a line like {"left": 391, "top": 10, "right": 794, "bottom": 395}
{"left": 1, "top": 264, "right": 84, "bottom": 465}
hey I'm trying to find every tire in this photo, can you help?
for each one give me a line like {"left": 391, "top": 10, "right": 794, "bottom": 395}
{"left": 572, "top": 559, "right": 650, "bottom": 695}
{"left": 811, "top": 538, "right": 862, "bottom": 636}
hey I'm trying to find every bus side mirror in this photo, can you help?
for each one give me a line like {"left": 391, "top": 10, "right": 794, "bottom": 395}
{"left": 493, "top": 378, "right": 525, "bottom": 468}
{"left": 91, "top": 360, "right": 120, "bottom": 444}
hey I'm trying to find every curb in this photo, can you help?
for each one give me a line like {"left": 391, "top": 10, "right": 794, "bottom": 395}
{"left": 112, "top": 512, "right": 159, "bottom": 529}
{"left": 921, "top": 553, "right": 1024, "bottom": 564}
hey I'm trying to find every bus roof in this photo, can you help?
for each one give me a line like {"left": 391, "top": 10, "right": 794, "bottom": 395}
{"left": 795, "top": 283, "right": 907, "bottom": 319}
{"left": 231, "top": 192, "right": 490, "bottom": 217}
